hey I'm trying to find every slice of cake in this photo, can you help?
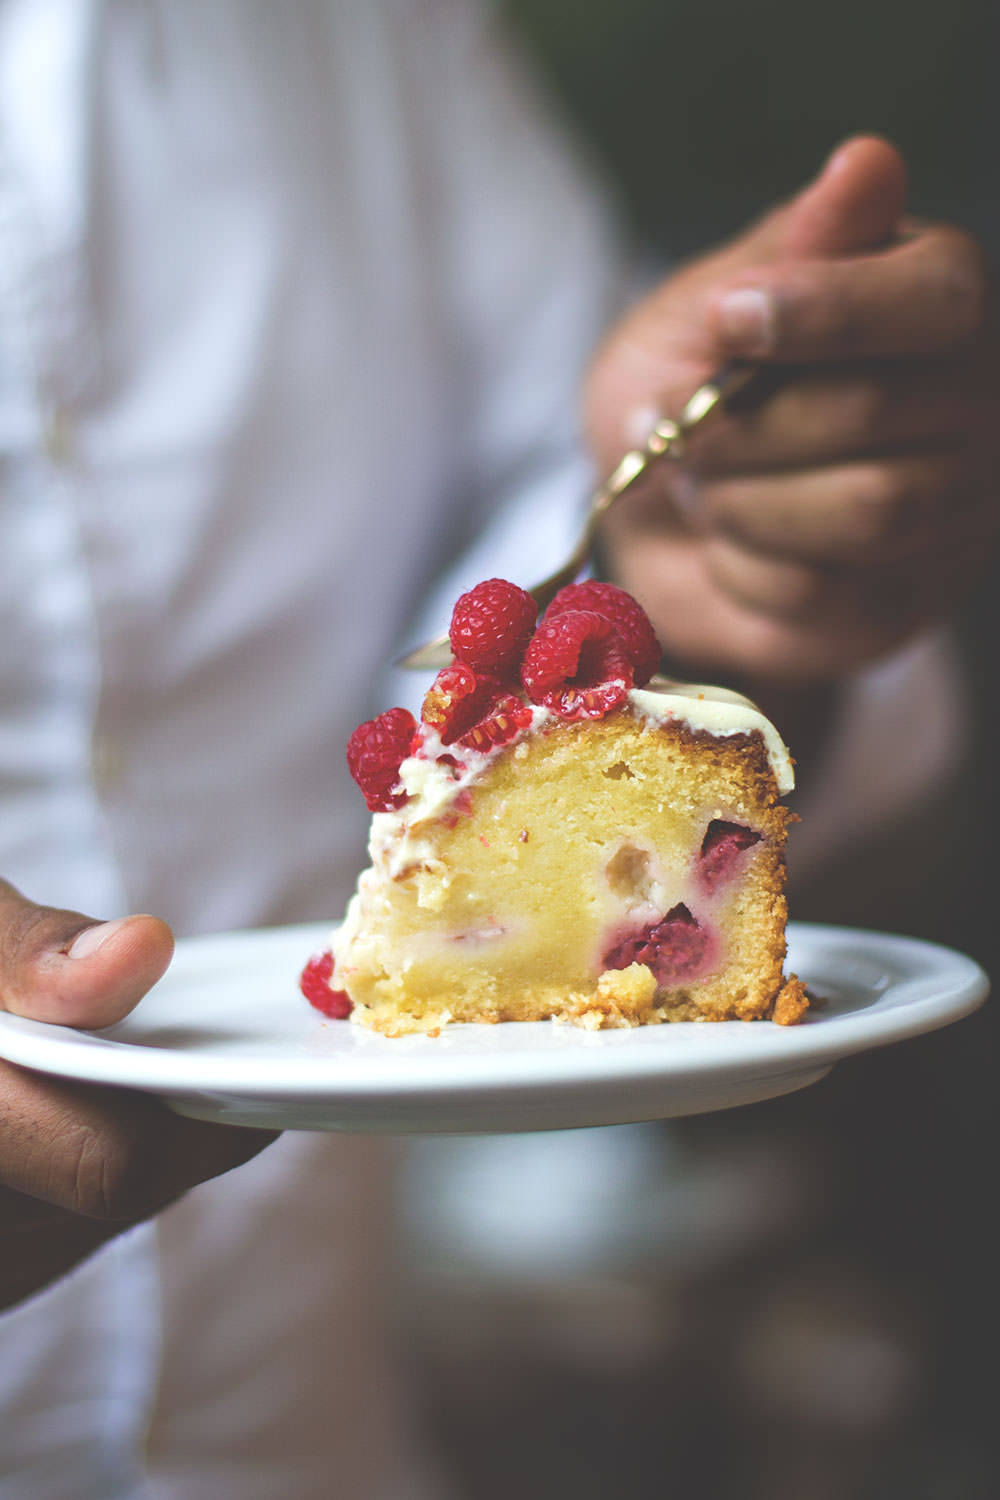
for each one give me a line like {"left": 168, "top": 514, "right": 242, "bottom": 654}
{"left": 301, "top": 579, "right": 807, "bottom": 1035}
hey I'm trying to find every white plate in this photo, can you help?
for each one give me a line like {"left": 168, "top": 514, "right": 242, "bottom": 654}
{"left": 0, "top": 922, "right": 988, "bottom": 1133}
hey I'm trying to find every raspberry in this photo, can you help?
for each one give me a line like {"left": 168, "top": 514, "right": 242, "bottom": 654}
{"left": 421, "top": 663, "right": 506, "bottom": 746}
{"left": 456, "top": 692, "right": 533, "bottom": 753}
{"left": 299, "top": 950, "right": 353, "bottom": 1019}
{"left": 601, "top": 904, "right": 711, "bottom": 985}
{"left": 546, "top": 581, "right": 661, "bottom": 687}
{"left": 521, "top": 608, "right": 633, "bottom": 719}
{"left": 698, "top": 820, "right": 762, "bottom": 893}
{"left": 449, "top": 578, "right": 537, "bottom": 675}
{"left": 346, "top": 707, "right": 416, "bottom": 811}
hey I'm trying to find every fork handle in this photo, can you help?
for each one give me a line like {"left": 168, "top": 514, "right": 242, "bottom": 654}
{"left": 395, "top": 362, "right": 759, "bottom": 670}
{"left": 594, "top": 360, "right": 758, "bottom": 508}
{"left": 679, "top": 360, "right": 757, "bottom": 432}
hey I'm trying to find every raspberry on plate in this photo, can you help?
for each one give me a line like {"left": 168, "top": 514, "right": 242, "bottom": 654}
{"left": 299, "top": 950, "right": 353, "bottom": 1018}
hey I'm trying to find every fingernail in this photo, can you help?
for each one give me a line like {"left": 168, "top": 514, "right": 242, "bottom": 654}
{"left": 717, "top": 287, "right": 776, "bottom": 353}
{"left": 67, "top": 918, "right": 128, "bottom": 960}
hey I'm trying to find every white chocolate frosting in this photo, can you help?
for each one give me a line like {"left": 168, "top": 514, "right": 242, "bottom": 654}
{"left": 631, "top": 677, "right": 795, "bottom": 794}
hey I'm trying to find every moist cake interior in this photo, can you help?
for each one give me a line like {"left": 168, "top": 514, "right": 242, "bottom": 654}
{"left": 333, "top": 704, "right": 803, "bottom": 1035}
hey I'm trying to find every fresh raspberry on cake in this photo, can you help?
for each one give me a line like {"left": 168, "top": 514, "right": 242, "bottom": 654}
{"left": 456, "top": 693, "right": 533, "bottom": 753}
{"left": 346, "top": 707, "right": 416, "bottom": 811}
{"left": 545, "top": 581, "right": 661, "bottom": 686}
{"left": 521, "top": 608, "right": 633, "bottom": 718}
{"left": 421, "top": 664, "right": 508, "bottom": 746}
{"left": 448, "top": 577, "right": 537, "bottom": 676}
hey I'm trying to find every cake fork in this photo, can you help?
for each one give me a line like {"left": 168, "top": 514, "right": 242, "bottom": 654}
{"left": 396, "top": 360, "right": 758, "bottom": 670}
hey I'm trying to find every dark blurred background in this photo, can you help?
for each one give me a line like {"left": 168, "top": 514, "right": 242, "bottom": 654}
{"left": 401, "top": 5, "right": 999, "bottom": 1498}
{"left": 507, "top": 0, "right": 1000, "bottom": 263}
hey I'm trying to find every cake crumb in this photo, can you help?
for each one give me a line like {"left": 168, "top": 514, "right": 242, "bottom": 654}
{"left": 558, "top": 963, "right": 660, "bottom": 1029}
{"left": 771, "top": 973, "right": 810, "bottom": 1025}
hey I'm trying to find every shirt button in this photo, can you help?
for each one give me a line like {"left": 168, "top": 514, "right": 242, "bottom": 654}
{"left": 92, "top": 733, "right": 125, "bottom": 791}
{"left": 42, "top": 404, "right": 74, "bottom": 466}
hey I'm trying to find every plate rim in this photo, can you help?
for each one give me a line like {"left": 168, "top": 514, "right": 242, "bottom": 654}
{"left": 0, "top": 920, "right": 988, "bottom": 1105}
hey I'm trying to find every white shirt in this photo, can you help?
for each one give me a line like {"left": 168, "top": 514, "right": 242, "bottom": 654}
{"left": 0, "top": 2, "right": 621, "bottom": 1495}
{"left": 0, "top": 1, "right": 964, "bottom": 1495}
